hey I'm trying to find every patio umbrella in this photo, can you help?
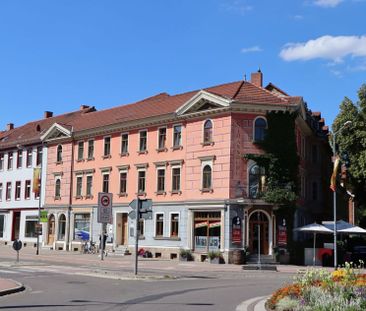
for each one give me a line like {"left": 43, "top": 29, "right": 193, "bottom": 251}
{"left": 322, "top": 220, "right": 353, "bottom": 231}
{"left": 338, "top": 226, "right": 366, "bottom": 234}
{"left": 294, "top": 223, "right": 333, "bottom": 266}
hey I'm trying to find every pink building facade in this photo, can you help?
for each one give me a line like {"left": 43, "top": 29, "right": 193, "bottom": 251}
{"left": 40, "top": 72, "right": 331, "bottom": 262}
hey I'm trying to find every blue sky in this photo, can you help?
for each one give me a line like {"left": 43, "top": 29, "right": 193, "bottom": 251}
{"left": 0, "top": 0, "right": 365, "bottom": 130}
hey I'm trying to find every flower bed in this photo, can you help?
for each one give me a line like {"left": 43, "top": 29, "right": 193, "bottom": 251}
{"left": 267, "top": 262, "right": 366, "bottom": 310}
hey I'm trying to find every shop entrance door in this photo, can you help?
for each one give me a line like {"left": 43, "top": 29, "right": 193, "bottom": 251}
{"left": 194, "top": 212, "right": 221, "bottom": 252}
{"left": 116, "top": 213, "right": 128, "bottom": 246}
{"left": 48, "top": 215, "right": 55, "bottom": 245}
{"left": 249, "top": 211, "right": 269, "bottom": 255}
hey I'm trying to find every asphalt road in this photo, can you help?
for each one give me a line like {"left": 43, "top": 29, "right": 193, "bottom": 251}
{"left": 0, "top": 265, "right": 292, "bottom": 311}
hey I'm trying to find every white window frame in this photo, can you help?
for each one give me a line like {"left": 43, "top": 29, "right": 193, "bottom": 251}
{"left": 169, "top": 212, "right": 180, "bottom": 238}
{"left": 119, "top": 169, "right": 128, "bottom": 195}
{"left": 171, "top": 165, "right": 181, "bottom": 193}
{"left": 77, "top": 141, "right": 84, "bottom": 161}
{"left": 200, "top": 159, "right": 213, "bottom": 191}
{"left": 154, "top": 212, "right": 165, "bottom": 237}
{"left": 55, "top": 176, "right": 61, "bottom": 199}
{"left": 87, "top": 139, "right": 94, "bottom": 160}
{"left": 137, "top": 168, "right": 147, "bottom": 195}
{"left": 172, "top": 124, "right": 183, "bottom": 148}
{"left": 85, "top": 174, "right": 93, "bottom": 197}
{"left": 120, "top": 132, "right": 129, "bottom": 155}
{"left": 157, "top": 126, "right": 167, "bottom": 151}
{"left": 103, "top": 136, "right": 112, "bottom": 157}
{"left": 138, "top": 129, "right": 148, "bottom": 152}
{"left": 101, "top": 171, "right": 110, "bottom": 193}
{"left": 202, "top": 119, "right": 214, "bottom": 144}
{"left": 156, "top": 167, "right": 166, "bottom": 194}
{"left": 75, "top": 174, "right": 83, "bottom": 197}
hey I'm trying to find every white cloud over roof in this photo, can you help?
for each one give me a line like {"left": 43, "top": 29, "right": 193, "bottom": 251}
{"left": 241, "top": 46, "right": 263, "bottom": 53}
{"left": 313, "top": 0, "right": 343, "bottom": 7}
{"left": 279, "top": 35, "right": 366, "bottom": 62}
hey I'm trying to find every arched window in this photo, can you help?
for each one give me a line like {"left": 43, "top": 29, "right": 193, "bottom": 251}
{"left": 203, "top": 120, "right": 213, "bottom": 144}
{"left": 202, "top": 165, "right": 212, "bottom": 190}
{"left": 58, "top": 214, "right": 66, "bottom": 240}
{"left": 56, "top": 145, "right": 62, "bottom": 162}
{"left": 55, "top": 179, "right": 61, "bottom": 198}
{"left": 249, "top": 164, "right": 266, "bottom": 199}
{"left": 254, "top": 117, "right": 267, "bottom": 142}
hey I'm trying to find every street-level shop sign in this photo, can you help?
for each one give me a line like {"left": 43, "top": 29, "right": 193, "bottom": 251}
{"left": 97, "top": 192, "right": 113, "bottom": 224}
{"left": 232, "top": 216, "right": 242, "bottom": 244}
{"left": 40, "top": 210, "right": 48, "bottom": 223}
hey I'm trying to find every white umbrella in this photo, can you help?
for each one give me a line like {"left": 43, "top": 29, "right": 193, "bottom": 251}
{"left": 338, "top": 226, "right": 366, "bottom": 234}
{"left": 294, "top": 223, "right": 333, "bottom": 266}
{"left": 322, "top": 220, "right": 353, "bottom": 231}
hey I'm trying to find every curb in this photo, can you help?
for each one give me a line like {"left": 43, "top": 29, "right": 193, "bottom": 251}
{"left": 236, "top": 295, "right": 268, "bottom": 311}
{"left": 0, "top": 280, "right": 25, "bottom": 297}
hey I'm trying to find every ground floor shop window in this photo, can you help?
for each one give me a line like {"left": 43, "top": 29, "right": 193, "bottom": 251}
{"left": 194, "top": 211, "right": 221, "bottom": 252}
{"left": 74, "top": 213, "right": 90, "bottom": 241}
{"left": 25, "top": 215, "right": 38, "bottom": 238}
{"left": 0, "top": 214, "right": 4, "bottom": 238}
{"left": 58, "top": 214, "right": 66, "bottom": 240}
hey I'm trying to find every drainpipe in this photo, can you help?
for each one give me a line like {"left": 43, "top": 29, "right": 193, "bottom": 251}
{"left": 66, "top": 135, "right": 75, "bottom": 251}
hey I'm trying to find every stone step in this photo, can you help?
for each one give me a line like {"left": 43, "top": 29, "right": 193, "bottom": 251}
{"left": 242, "top": 264, "right": 277, "bottom": 271}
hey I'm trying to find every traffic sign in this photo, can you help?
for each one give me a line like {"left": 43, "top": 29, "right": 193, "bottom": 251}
{"left": 141, "top": 212, "right": 153, "bottom": 220}
{"left": 13, "top": 240, "right": 22, "bottom": 251}
{"left": 98, "top": 192, "right": 113, "bottom": 224}
{"left": 128, "top": 210, "right": 136, "bottom": 219}
{"left": 129, "top": 199, "right": 138, "bottom": 210}
{"left": 139, "top": 199, "right": 153, "bottom": 212}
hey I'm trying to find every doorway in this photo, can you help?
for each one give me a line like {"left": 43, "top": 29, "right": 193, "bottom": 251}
{"left": 249, "top": 211, "right": 269, "bottom": 255}
{"left": 116, "top": 213, "right": 128, "bottom": 246}
{"left": 48, "top": 214, "right": 55, "bottom": 245}
{"left": 12, "top": 211, "right": 20, "bottom": 240}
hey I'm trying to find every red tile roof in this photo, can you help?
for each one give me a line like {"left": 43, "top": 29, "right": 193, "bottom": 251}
{"left": 0, "top": 107, "right": 95, "bottom": 149}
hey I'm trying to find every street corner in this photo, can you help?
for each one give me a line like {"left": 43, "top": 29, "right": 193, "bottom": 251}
{"left": 0, "top": 278, "right": 25, "bottom": 297}
{"left": 236, "top": 295, "right": 268, "bottom": 311}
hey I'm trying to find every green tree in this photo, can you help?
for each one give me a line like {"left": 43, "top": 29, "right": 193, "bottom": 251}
{"left": 333, "top": 84, "right": 366, "bottom": 221}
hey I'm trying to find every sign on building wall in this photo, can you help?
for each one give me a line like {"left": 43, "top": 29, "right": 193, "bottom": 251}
{"left": 232, "top": 216, "right": 242, "bottom": 244}
{"left": 277, "top": 225, "right": 287, "bottom": 247}
{"left": 40, "top": 211, "right": 48, "bottom": 223}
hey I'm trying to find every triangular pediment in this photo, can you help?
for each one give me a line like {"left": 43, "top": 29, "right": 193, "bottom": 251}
{"left": 40, "top": 123, "right": 72, "bottom": 142}
{"left": 176, "top": 90, "right": 232, "bottom": 116}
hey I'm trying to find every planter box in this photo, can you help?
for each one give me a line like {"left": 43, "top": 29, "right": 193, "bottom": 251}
{"left": 209, "top": 257, "right": 222, "bottom": 264}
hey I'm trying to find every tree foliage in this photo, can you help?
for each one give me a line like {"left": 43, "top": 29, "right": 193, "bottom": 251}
{"left": 333, "top": 84, "right": 366, "bottom": 218}
{"left": 244, "top": 111, "right": 299, "bottom": 205}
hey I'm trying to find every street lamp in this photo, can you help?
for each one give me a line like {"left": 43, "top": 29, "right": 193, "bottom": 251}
{"left": 331, "top": 120, "right": 351, "bottom": 268}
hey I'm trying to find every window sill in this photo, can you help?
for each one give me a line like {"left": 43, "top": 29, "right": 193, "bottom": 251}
{"left": 200, "top": 188, "right": 214, "bottom": 193}
{"left": 102, "top": 155, "right": 112, "bottom": 159}
{"left": 119, "top": 152, "right": 129, "bottom": 157}
{"left": 137, "top": 150, "right": 148, "bottom": 155}
{"left": 56, "top": 161, "right": 63, "bottom": 165}
{"left": 156, "top": 148, "right": 167, "bottom": 153}
{"left": 85, "top": 195, "right": 93, "bottom": 199}
{"left": 138, "top": 236, "right": 145, "bottom": 240}
{"left": 170, "top": 190, "right": 182, "bottom": 195}
{"left": 118, "top": 192, "right": 128, "bottom": 197}
{"left": 86, "top": 157, "right": 95, "bottom": 161}
{"left": 153, "top": 236, "right": 181, "bottom": 241}
{"left": 201, "top": 141, "right": 215, "bottom": 147}
{"left": 171, "top": 145, "right": 183, "bottom": 151}
{"left": 155, "top": 191, "right": 166, "bottom": 195}
{"left": 76, "top": 159, "right": 84, "bottom": 163}
{"left": 74, "top": 196, "right": 83, "bottom": 200}
{"left": 54, "top": 196, "right": 61, "bottom": 200}
{"left": 136, "top": 192, "right": 147, "bottom": 197}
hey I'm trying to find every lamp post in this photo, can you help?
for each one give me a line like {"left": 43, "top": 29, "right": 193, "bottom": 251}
{"left": 331, "top": 120, "right": 351, "bottom": 268}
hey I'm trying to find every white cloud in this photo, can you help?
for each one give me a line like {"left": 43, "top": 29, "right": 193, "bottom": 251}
{"left": 279, "top": 35, "right": 366, "bottom": 62}
{"left": 222, "top": 1, "right": 253, "bottom": 15}
{"left": 313, "top": 0, "right": 343, "bottom": 7}
{"left": 293, "top": 15, "right": 304, "bottom": 20}
{"left": 241, "top": 46, "right": 263, "bottom": 53}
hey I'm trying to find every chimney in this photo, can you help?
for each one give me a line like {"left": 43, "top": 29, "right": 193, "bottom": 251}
{"left": 6, "top": 123, "right": 14, "bottom": 131}
{"left": 44, "top": 111, "right": 53, "bottom": 119}
{"left": 80, "top": 105, "right": 90, "bottom": 111}
{"left": 250, "top": 69, "right": 263, "bottom": 87}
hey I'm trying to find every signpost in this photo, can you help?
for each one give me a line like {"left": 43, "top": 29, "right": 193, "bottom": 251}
{"left": 40, "top": 211, "right": 48, "bottom": 223}
{"left": 97, "top": 192, "right": 113, "bottom": 261}
{"left": 13, "top": 239, "right": 22, "bottom": 263}
{"left": 129, "top": 198, "right": 153, "bottom": 275}
{"left": 232, "top": 216, "right": 242, "bottom": 245}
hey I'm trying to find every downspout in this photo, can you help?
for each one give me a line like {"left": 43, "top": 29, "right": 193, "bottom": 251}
{"left": 66, "top": 133, "right": 75, "bottom": 251}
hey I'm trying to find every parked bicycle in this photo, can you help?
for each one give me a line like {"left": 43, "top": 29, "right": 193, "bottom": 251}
{"left": 83, "top": 240, "right": 97, "bottom": 254}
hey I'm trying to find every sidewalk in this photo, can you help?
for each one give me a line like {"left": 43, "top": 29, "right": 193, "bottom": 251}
{"left": 0, "top": 278, "right": 25, "bottom": 296}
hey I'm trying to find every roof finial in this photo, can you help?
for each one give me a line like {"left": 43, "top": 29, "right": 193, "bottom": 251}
{"left": 258, "top": 67, "right": 261, "bottom": 73}
{"left": 244, "top": 73, "right": 247, "bottom": 81}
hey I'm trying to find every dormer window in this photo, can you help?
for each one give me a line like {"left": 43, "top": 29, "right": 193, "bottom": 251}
{"left": 253, "top": 117, "right": 267, "bottom": 142}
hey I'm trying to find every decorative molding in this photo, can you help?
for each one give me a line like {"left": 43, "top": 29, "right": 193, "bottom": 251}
{"left": 198, "top": 155, "right": 216, "bottom": 162}
{"left": 116, "top": 164, "right": 130, "bottom": 171}
{"left": 99, "top": 166, "right": 112, "bottom": 173}
{"left": 53, "top": 171, "right": 64, "bottom": 177}
{"left": 153, "top": 161, "right": 168, "bottom": 167}
{"left": 134, "top": 163, "right": 148, "bottom": 169}
{"left": 168, "top": 159, "right": 184, "bottom": 166}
